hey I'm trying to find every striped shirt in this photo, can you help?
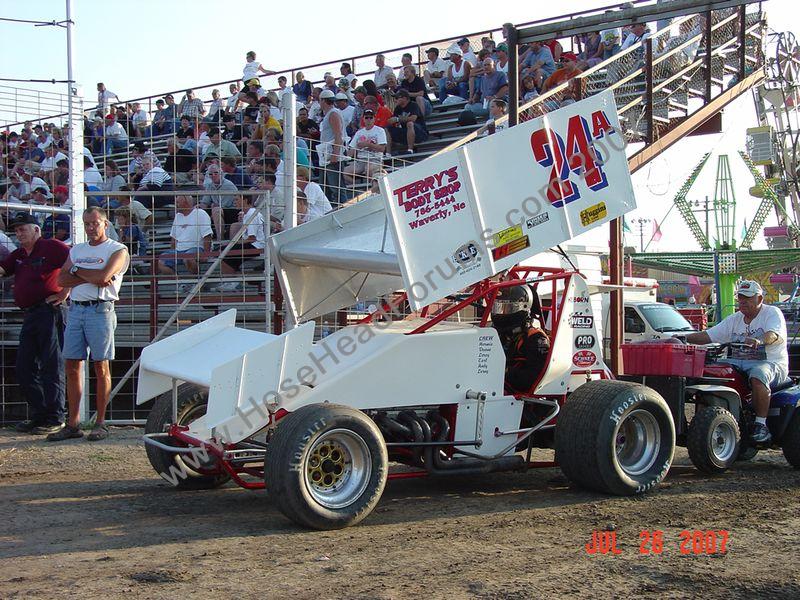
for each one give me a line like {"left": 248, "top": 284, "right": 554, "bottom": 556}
{"left": 140, "top": 166, "right": 172, "bottom": 187}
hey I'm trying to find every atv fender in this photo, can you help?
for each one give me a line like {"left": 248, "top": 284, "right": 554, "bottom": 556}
{"left": 686, "top": 385, "right": 742, "bottom": 420}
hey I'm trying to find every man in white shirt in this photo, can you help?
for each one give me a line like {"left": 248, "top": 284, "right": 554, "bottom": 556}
{"left": 83, "top": 156, "right": 104, "bottom": 188}
{"left": 202, "top": 165, "right": 239, "bottom": 241}
{"left": 103, "top": 114, "right": 128, "bottom": 155}
{"left": 423, "top": 47, "right": 449, "bottom": 92}
{"left": 157, "top": 194, "right": 213, "bottom": 275}
{"left": 620, "top": 22, "right": 652, "bottom": 51}
{"left": 682, "top": 280, "right": 789, "bottom": 444}
{"left": 40, "top": 144, "right": 68, "bottom": 172}
{"left": 374, "top": 54, "right": 393, "bottom": 89}
{"left": 130, "top": 102, "right": 148, "bottom": 137}
{"left": 216, "top": 194, "right": 267, "bottom": 292}
{"left": 343, "top": 109, "right": 387, "bottom": 184}
{"left": 52, "top": 206, "right": 129, "bottom": 442}
{"left": 297, "top": 167, "right": 332, "bottom": 220}
{"left": 457, "top": 37, "right": 479, "bottom": 67}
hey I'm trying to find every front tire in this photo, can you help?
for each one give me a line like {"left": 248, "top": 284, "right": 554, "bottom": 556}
{"left": 687, "top": 406, "right": 740, "bottom": 473}
{"left": 144, "top": 385, "right": 231, "bottom": 490}
{"left": 265, "top": 404, "right": 388, "bottom": 530}
{"left": 555, "top": 380, "right": 675, "bottom": 496}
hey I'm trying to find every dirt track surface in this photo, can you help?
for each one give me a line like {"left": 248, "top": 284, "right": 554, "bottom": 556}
{"left": 1, "top": 427, "right": 800, "bottom": 599}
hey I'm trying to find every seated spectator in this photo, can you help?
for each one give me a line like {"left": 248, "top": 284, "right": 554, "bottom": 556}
{"left": 481, "top": 99, "right": 508, "bottom": 136}
{"left": 468, "top": 49, "right": 492, "bottom": 100}
{"left": 374, "top": 54, "right": 393, "bottom": 90}
{"left": 341, "top": 62, "right": 358, "bottom": 88}
{"left": 3, "top": 171, "right": 29, "bottom": 202}
{"left": 521, "top": 75, "right": 540, "bottom": 102}
{"left": 495, "top": 44, "right": 510, "bottom": 75}
{"left": 400, "top": 65, "right": 431, "bottom": 117}
{"left": 439, "top": 47, "right": 471, "bottom": 102}
{"left": 84, "top": 155, "right": 103, "bottom": 189}
{"left": 203, "top": 126, "right": 242, "bottom": 159}
{"left": 387, "top": 89, "right": 428, "bottom": 154}
{"left": 543, "top": 38, "right": 563, "bottom": 63}
{"left": 206, "top": 89, "right": 223, "bottom": 124}
{"left": 222, "top": 113, "right": 245, "bottom": 145}
{"left": 423, "top": 47, "right": 449, "bottom": 92}
{"left": 201, "top": 164, "right": 239, "bottom": 241}
{"left": 130, "top": 102, "right": 148, "bottom": 137}
{"left": 578, "top": 31, "right": 605, "bottom": 69}
{"left": 308, "top": 87, "right": 323, "bottom": 123}
{"left": 23, "top": 141, "right": 45, "bottom": 163}
{"left": 253, "top": 103, "right": 283, "bottom": 138}
{"left": 137, "top": 155, "right": 174, "bottom": 209}
{"left": 359, "top": 95, "right": 392, "bottom": 129}
{"left": 220, "top": 156, "right": 253, "bottom": 190}
{"left": 292, "top": 71, "right": 312, "bottom": 103}
{"left": 115, "top": 105, "right": 131, "bottom": 135}
{"left": 103, "top": 114, "right": 129, "bottom": 155}
{"left": 467, "top": 58, "right": 508, "bottom": 118}
{"left": 383, "top": 73, "right": 401, "bottom": 105}
{"left": 225, "top": 83, "right": 241, "bottom": 116}
{"left": 157, "top": 194, "right": 212, "bottom": 277}
{"left": 297, "top": 167, "right": 332, "bottom": 218}
{"left": 244, "top": 140, "right": 267, "bottom": 177}
{"left": 217, "top": 194, "right": 267, "bottom": 292}
{"left": 397, "top": 53, "right": 414, "bottom": 79}
{"left": 253, "top": 173, "right": 285, "bottom": 226}
{"left": 542, "top": 52, "right": 583, "bottom": 94}
{"left": 40, "top": 143, "right": 67, "bottom": 172}
{"left": 196, "top": 122, "right": 212, "bottom": 157}
{"left": 165, "top": 138, "right": 197, "bottom": 185}
{"left": 620, "top": 22, "right": 651, "bottom": 52}
{"left": 521, "top": 41, "right": 556, "bottom": 90}
{"left": 148, "top": 98, "right": 173, "bottom": 137}
{"left": 174, "top": 116, "right": 194, "bottom": 141}
{"left": 113, "top": 186, "right": 153, "bottom": 227}
{"left": 115, "top": 209, "right": 148, "bottom": 256}
{"left": 178, "top": 89, "right": 206, "bottom": 123}
{"left": 297, "top": 107, "right": 320, "bottom": 147}
{"left": 457, "top": 37, "right": 479, "bottom": 67}
{"left": 343, "top": 109, "right": 387, "bottom": 184}
{"left": 323, "top": 72, "right": 339, "bottom": 94}
{"left": 601, "top": 17, "right": 622, "bottom": 59}
{"left": 242, "top": 50, "right": 275, "bottom": 87}
{"left": 41, "top": 190, "right": 71, "bottom": 242}
{"left": 53, "top": 159, "right": 70, "bottom": 187}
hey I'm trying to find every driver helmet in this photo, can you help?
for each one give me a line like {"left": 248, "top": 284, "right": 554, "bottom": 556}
{"left": 492, "top": 285, "right": 533, "bottom": 329}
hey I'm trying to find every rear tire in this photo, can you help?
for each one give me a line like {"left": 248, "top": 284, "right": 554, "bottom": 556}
{"left": 555, "top": 380, "right": 675, "bottom": 496}
{"left": 687, "top": 406, "right": 740, "bottom": 473}
{"left": 265, "top": 404, "right": 388, "bottom": 530}
{"left": 144, "top": 385, "right": 231, "bottom": 490}
{"left": 782, "top": 411, "right": 800, "bottom": 468}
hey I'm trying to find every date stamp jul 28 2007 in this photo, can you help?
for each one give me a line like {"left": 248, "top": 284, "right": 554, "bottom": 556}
{"left": 585, "top": 530, "right": 730, "bottom": 555}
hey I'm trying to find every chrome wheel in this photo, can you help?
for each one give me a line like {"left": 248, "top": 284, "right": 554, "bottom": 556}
{"left": 614, "top": 409, "right": 661, "bottom": 476}
{"left": 710, "top": 421, "right": 738, "bottom": 463}
{"left": 304, "top": 429, "right": 372, "bottom": 509}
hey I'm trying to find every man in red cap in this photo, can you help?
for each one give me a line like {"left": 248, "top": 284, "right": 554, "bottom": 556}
{"left": 0, "top": 213, "right": 70, "bottom": 435}
{"left": 542, "top": 52, "right": 583, "bottom": 94}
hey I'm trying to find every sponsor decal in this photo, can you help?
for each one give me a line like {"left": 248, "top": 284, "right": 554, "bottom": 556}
{"left": 575, "top": 334, "right": 595, "bottom": 349}
{"left": 452, "top": 242, "right": 482, "bottom": 275}
{"left": 493, "top": 224, "right": 524, "bottom": 247}
{"left": 580, "top": 201, "right": 608, "bottom": 227}
{"left": 572, "top": 350, "right": 597, "bottom": 367}
{"left": 392, "top": 166, "right": 467, "bottom": 231}
{"left": 568, "top": 313, "right": 594, "bottom": 329}
{"left": 75, "top": 257, "right": 104, "bottom": 265}
{"left": 492, "top": 235, "right": 530, "bottom": 260}
{"left": 571, "top": 294, "right": 589, "bottom": 304}
{"left": 525, "top": 212, "right": 550, "bottom": 229}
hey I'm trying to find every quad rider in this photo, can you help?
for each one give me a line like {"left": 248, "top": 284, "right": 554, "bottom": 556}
{"left": 680, "top": 280, "right": 789, "bottom": 444}
{"left": 491, "top": 285, "right": 551, "bottom": 393}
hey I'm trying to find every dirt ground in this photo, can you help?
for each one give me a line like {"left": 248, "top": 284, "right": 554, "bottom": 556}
{"left": 1, "top": 426, "right": 799, "bottom": 600}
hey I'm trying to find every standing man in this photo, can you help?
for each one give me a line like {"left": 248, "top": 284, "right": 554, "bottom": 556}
{"left": 50, "top": 207, "right": 129, "bottom": 442}
{"left": 0, "top": 214, "right": 70, "bottom": 435}
{"left": 681, "top": 280, "right": 789, "bottom": 444}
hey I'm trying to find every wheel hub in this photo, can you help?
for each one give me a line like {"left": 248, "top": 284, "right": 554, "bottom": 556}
{"left": 304, "top": 429, "right": 372, "bottom": 509}
{"left": 711, "top": 422, "right": 736, "bottom": 461}
{"left": 615, "top": 409, "right": 661, "bottom": 476}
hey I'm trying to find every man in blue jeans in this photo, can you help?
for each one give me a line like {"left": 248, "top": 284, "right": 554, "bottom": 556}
{"left": 50, "top": 207, "right": 129, "bottom": 442}
{"left": 0, "top": 214, "right": 70, "bottom": 435}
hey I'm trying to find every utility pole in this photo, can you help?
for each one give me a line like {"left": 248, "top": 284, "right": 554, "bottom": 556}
{"left": 632, "top": 217, "right": 652, "bottom": 252}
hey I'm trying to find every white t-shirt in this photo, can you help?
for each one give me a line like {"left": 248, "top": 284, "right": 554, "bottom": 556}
{"left": 84, "top": 166, "right": 104, "bottom": 187}
{"left": 463, "top": 50, "right": 478, "bottom": 67}
{"left": 242, "top": 207, "right": 267, "bottom": 249}
{"left": 105, "top": 122, "right": 128, "bottom": 141}
{"left": 374, "top": 66, "right": 393, "bottom": 88}
{"left": 69, "top": 238, "right": 129, "bottom": 302}
{"left": 349, "top": 126, "right": 387, "bottom": 160}
{"left": 426, "top": 57, "right": 449, "bottom": 77}
{"left": 243, "top": 60, "right": 263, "bottom": 81}
{"left": 40, "top": 152, "right": 68, "bottom": 172}
{"left": 170, "top": 207, "right": 213, "bottom": 251}
{"left": 131, "top": 109, "right": 148, "bottom": 126}
{"left": 620, "top": 30, "right": 652, "bottom": 51}
{"left": 706, "top": 304, "right": 789, "bottom": 370}
{"left": 120, "top": 200, "right": 152, "bottom": 224}
{"left": 303, "top": 182, "right": 333, "bottom": 220}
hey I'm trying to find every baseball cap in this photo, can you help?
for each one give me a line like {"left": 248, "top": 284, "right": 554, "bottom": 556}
{"left": 54, "top": 185, "right": 69, "bottom": 196}
{"left": 562, "top": 52, "right": 578, "bottom": 62}
{"left": 319, "top": 89, "right": 335, "bottom": 100}
{"left": 33, "top": 186, "right": 53, "bottom": 198}
{"left": 156, "top": 99, "right": 165, "bottom": 105}
{"left": 363, "top": 109, "right": 375, "bottom": 116}
{"left": 457, "top": 37, "right": 470, "bottom": 45}
{"left": 105, "top": 114, "right": 115, "bottom": 121}
{"left": 736, "top": 280, "right": 764, "bottom": 297}
{"left": 334, "top": 92, "right": 349, "bottom": 100}
{"left": 426, "top": 47, "right": 439, "bottom": 54}
{"left": 447, "top": 46, "right": 463, "bottom": 57}
{"left": 497, "top": 43, "right": 508, "bottom": 53}
{"left": 10, "top": 213, "right": 38, "bottom": 228}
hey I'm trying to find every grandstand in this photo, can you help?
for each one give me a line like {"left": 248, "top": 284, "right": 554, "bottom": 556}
{"left": 0, "top": 1, "right": 769, "bottom": 423}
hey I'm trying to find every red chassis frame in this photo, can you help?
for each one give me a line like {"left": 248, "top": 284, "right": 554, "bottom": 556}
{"left": 163, "top": 266, "right": 612, "bottom": 489}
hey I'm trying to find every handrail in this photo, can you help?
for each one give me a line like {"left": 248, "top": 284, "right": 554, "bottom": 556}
{"left": 2, "top": 0, "right": 657, "bottom": 130}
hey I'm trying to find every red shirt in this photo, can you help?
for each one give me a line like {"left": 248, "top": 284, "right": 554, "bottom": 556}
{"left": 0, "top": 237, "right": 70, "bottom": 309}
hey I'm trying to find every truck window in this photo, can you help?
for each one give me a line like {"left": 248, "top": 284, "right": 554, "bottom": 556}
{"left": 624, "top": 307, "right": 646, "bottom": 334}
{"left": 638, "top": 304, "right": 695, "bottom": 332}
